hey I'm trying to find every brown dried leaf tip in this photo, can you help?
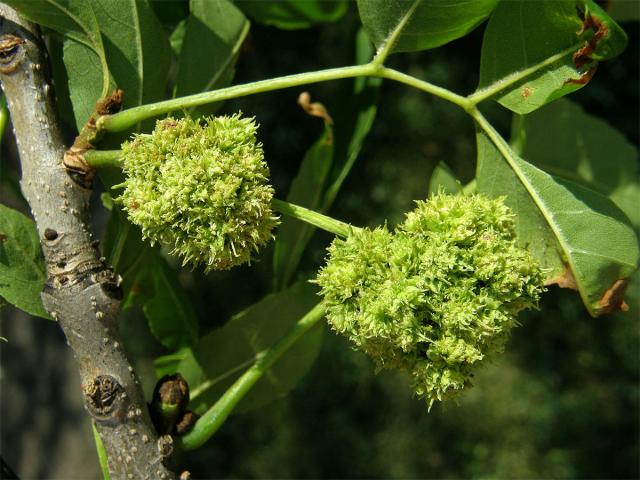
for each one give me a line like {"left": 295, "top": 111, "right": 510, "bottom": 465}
{"left": 545, "top": 267, "right": 578, "bottom": 290}
{"left": 598, "top": 279, "right": 629, "bottom": 315}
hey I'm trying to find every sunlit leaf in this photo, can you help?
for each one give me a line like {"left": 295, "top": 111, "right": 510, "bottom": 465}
{"left": 93, "top": 0, "right": 171, "bottom": 113}
{"left": 517, "top": 99, "right": 639, "bottom": 229}
{"left": 3, "top": 0, "right": 110, "bottom": 97}
{"left": 477, "top": 0, "right": 628, "bottom": 114}
{"left": 476, "top": 130, "right": 639, "bottom": 317}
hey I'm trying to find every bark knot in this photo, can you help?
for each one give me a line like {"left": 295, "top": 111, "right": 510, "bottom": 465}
{"left": 84, "top": 375, "right": 127, "bottom": 424}
{"left": 0, "top": 33, "right": 25, "bottom": 73}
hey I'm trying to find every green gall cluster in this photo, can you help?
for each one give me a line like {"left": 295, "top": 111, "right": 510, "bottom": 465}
{"left": 118, "top": 114, "right": 279, "bottom": 271}
{"left": 316, "top": 193, "right": 544, "bottom": 408}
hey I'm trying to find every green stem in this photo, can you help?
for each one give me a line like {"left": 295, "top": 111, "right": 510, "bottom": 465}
{"left": 98, "top": 64, "right": 378, "bottom": 133}
{"left": 178, "top": 302, "right": 326, "bottom": 451}
{"left": 96, "top": 63, "right": 473, "bottom": 133}
{"left": 84, "top": 149, "right": 122, "bottom": 168}
{"left": 467, "top": 44, "right": 578, "bottom": 105}
{"left": 272, "top": 198, "right": 355, "bottom": 238}
{"left": 378, "top": 67, "right": 470, "bottom": 110}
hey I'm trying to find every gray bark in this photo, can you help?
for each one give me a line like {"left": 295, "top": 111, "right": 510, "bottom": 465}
{"left": 0, "top": 6, "right": 175, "bottom": 479}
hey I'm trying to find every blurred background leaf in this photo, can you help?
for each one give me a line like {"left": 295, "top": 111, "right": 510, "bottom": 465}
{"left": 236, "top": 0, "right": 348, "bottom": 30}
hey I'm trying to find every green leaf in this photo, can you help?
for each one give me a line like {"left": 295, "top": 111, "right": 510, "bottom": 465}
{"left": 428, "top": 162, "right": 462, "bottom": 195}
{"left": 477, "top": 0, "right": 628, "bottom": 114}
{"left": 4, "top": 0, "right": 110, "bottom": 97}
{"left": 143, "top": 260, "right": 199, "bottom": 350}
{"left": 236, "top": 0, "right": 348, "bottom": 30}
{"left": 191, "top": 282, "right": 323, "bottom": 413}
{"left": 174, "top": 0, "right": 249, "bottom": 114}
{"left": 517, "top": 99, "right": 640, "bottom": 229}
{"left": 62, "top": 40, "right": 106, "bottom": 131}
{"left": 92, "top": 423, "right": 111, "bottom": 480}
{"left": 476, "top": 129, "right": 639, "bottom": 317}
{"left": 0, "top": 204, "right": 49, "bottom": 319}
{"left": 357, "top": 0, "right": 498, "bottom": 56}
{"left": 273, "top": 125, "right": 333, "bottom": 290}
{"left": 93, "top": 0, "right": 171, "bottom": 113}
{"left": 52, "top": 0, "right": 171, "bottom": 130}
{"left": 103, "top": 205, "right": 198, "bottom": 348}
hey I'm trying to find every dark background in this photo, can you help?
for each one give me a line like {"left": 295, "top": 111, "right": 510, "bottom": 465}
{"left": 1, "top": 3, "right": 638, "bottom": 479}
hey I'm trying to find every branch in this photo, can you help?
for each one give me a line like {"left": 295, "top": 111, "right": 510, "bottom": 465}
{"left": 0, "top": 7, "right": 175, "bottom": 480}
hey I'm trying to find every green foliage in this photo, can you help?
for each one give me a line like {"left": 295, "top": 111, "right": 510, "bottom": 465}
{"left": 156, "top": 282, "right": 323, "bottom": 414}
{"left": 476, "top": 129, "right": 639, "bottom": 317}
{"left": 236, "top": 0, "right": 348, "bottom": 30}
{"left": 358, "top": 0, "right": 499, "bottom": 54}
{"left": 3, "top": 0, "right": 110, "bottom": 100}
{"left": 428, "top": 162, "right": 463, "bottom": 195}
{"left": 92, "top": 0, "right": 171, "bottom": 116}
{"left": 273, "top": 124, "right": 333, "bottom": 290}
{"left": 517, "top": 98, "right": 639, "bottom": 229}
{"left": 118, "top": 115, "right": 279, "bottom": 271}
{"left": 478, "top": 0, "right": 627, "bottom": 114}
{"left": 317, "top": 194, "right": 544, "bottom": 407}
{"left": 174, "top": 0, "right": 249, "bottom": 114}
{"left": 0, "top": 205, "right": 49, "bottom": 319}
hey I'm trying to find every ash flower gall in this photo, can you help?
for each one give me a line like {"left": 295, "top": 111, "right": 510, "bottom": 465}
{"left": 316, "top": 193, "right": 545, "bottom": 408}
{"left": 117, "top": 114, "right": 279, "bottom": 271}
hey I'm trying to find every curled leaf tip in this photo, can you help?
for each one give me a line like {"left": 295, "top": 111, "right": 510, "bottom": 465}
{"left": 118, "top": 114, "right": 279, "bottom": 271}
{"left": 316, "top": 193, "right": 545, "bottom": 407}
